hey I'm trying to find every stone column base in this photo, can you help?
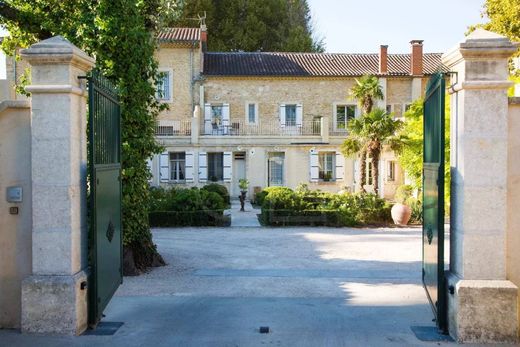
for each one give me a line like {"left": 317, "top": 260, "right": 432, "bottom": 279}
{"left": 21, "top": 270, "right": 88, "bottom": 335}
{"left": 447, "top": 272, "right": 519, "bottom": 343}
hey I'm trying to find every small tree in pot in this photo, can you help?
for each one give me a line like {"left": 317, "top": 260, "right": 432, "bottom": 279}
{"left": 391, "top": 185, "right": 413, "bottom": 226}
{"left": 238, "top": 179, "right": 249, "bottom": 212}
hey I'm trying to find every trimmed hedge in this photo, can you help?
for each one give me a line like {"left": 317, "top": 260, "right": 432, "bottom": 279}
{"left": 149, "top": 210, "right": 231, "bottom": 227}
{"left": 259, "top": 209, "right": 356, "bottom": 227}
{"left": 257, "top": 185, "right": 392, "bottom": 227}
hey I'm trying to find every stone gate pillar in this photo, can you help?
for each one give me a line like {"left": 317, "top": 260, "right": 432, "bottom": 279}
{"left": 20, "top": 36, "right": 95, "bottom": 335}
{"left": 442, "top": 29, "right": 519, "bottom": 343}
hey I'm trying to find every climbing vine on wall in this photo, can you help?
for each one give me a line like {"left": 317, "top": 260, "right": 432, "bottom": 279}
{"left": 0, "top": 0, "right": 174, "bottom": 274}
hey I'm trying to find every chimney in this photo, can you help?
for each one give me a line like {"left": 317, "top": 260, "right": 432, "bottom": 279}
{"left": 200, "top": 24, "right": 208, "bottom": 52}
{"left": 410, "top": 40, "right": 423, "bottom": 76}
{"left": 379, "top": 45, "right": 388, "bottom": 74}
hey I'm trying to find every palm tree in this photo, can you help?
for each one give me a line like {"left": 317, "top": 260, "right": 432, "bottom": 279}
{"left": 349, "top": 74, "right": 384, "bottom": 114}
{"left": 347, "top": 74, "right": 384, "bottom": 192}
{"left": 341, "top": 108, "right": 404, "bottom": 195}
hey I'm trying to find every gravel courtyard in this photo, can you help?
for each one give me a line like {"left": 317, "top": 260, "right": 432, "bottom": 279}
{"left": 4, "top": 225, "right": 488, "bottom": 347}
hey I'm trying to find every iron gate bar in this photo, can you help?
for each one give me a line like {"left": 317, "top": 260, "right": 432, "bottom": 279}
{"left": 85, "top": 70, "right": 123, "bottom": 328}
{"left": 422, "top": 72, "right": 447, "bottom": 333}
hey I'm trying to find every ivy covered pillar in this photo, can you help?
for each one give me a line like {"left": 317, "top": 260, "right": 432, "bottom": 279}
{"left": 20, "top": 36, "right": 95, "bottom": 335}
{"left": 442, "top": 29, "right": 519, "bottom": 343}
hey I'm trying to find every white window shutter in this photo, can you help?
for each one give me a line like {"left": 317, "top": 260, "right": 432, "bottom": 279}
{"left": 223, "top": 151, "right": 232, "bottom": 182}
{"left": 335, "top": 152, "right": 345, "bottom": 181}
{"left": 204, "top": 103, "right": 212, "bottom": 134}
{"left": 159, "top": 151, "right": 169, "bottom": 182}
{"left": 198, "top": 152, "right": 208, "bottom": 182}
{"left": 222, "top": 103, "right": 230, "bottom": 134}
{"left": 164, "top": 72, "right": 170, "bottom": 100}
{"left": 309, "top": 149, "right": 319, "bottom": 182}
{"left": 296, "top": 104, "right": 303, "bottom": 126}
{"left": 185, "top": 151, "right": 194, "bottom": 182}
{"left": 279, "top": 104, "right": 286, "bottom": 127}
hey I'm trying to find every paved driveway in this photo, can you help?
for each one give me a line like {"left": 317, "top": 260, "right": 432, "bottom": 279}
{"left": 1, "top": 226, "right": 499, "bottom": 346}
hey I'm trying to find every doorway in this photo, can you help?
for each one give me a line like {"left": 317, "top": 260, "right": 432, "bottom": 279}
{"left": 232, "top": 152, "right": 246, "bottom": 197}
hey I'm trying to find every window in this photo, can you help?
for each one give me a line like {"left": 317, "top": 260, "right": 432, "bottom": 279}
{"left": 404, "top": 103, "right": 412, "bottom": 112}
{"left": 318, "top": 152, "right": 335, "bottom": 181}
{"left": 169, "top": 152, "right": 185, "bottom": 182}
{"left": 268, "top": 153, "right": 284, "bottom": 186}
{"left": 208, "top": 152, "right": 224, "bottom": 182}
{"left": 156, "top": 70, "right": 172, "bottom": 101}
{"left": 386, "top": 105, "right": 392, "bottom": 114}
{"left": 211, "top": 105, "right": 223, "bottom": 125}
{"left": 367, "top": 161, "right": 373, "bottom": 186}
{"left": 247, "top": 103, "right": 257, "bottom": 123}
{"left": 336, "top": 105, "right": 356, "bottom": 130}
{"left": 387, "top": 161, "right": 395, "bottom": 181}
{"left": 285, "top": 105, "right": 297, "bottom": 126}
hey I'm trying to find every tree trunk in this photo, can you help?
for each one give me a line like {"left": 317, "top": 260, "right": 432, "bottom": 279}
{"left": 371, "top": 146, "right": 382, "bottom": 196}
{"left": 359, "top": 149, "right": 367, "bottom": 193}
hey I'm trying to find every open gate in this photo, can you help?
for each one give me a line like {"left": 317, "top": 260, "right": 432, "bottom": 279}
{"left": 422, "top": 72, "right": 447, "bottom": 333}
{"left": 86, "top": 71, "right": 123, "bottom": 327}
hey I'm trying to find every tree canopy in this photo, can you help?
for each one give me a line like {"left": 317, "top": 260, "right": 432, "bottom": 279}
{"left": 0, "top": 0, "right": 168, "bottom": 274}
{"left": 172, "top": 0, "right": 324, "bottom": 52}
{"left": 341, "top": 108, "right": 403, "bottom": 195}
{"left": 396, "top": 98, "right": 450, "bottom": 206}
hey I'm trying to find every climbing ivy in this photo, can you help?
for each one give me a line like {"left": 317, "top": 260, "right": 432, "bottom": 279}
{"left": 0, "top": 0, "right": 173, "bottom": 273}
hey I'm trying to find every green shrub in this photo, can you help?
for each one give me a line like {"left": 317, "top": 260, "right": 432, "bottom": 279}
{"left": 202, "top": 183, "right": 230, "bottom": 205}
{"left": 408, "top": 198, "right": 423, "bottom": 224}
{"left": 257, "top": 185, "right": 392, "bottom": 226}
{"left": 395, "top": 184, "right": 414, "bottom": 204}
{"left": 148, "top": 187, "right": 228, "bottom": 227}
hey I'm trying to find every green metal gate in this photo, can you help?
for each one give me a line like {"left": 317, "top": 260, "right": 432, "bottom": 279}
{"left": 422, "top": 72, "right": 447, "bottom": 333}
{"left": 87, "top": 71, "right": 123, "bottom": 327}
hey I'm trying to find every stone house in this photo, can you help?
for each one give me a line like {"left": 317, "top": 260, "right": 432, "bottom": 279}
{"left": 153, "top": 26, "right": 442, "bottom": 198}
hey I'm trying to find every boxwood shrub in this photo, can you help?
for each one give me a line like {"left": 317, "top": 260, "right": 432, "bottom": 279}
{"left": 149, "top": 186, "right": 229, "bottom": 227}
{"left": 202, "top": 183, "right": 230, "bottom": 206}
{"left": 257, "top": 185, "right": 392, "bottom": 227}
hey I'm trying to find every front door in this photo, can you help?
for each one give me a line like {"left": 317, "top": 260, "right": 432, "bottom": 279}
{"left": 233, "top": 152, "right": 246, "bottom": 196}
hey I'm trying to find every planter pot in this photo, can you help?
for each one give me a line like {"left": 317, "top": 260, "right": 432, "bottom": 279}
{"left": 391, "top": 203, "right": 411, "bottom": 226}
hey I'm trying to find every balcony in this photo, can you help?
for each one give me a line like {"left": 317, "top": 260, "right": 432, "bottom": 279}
{"left": 201, "top": 119, "right": 321, "bottom": 136}
{"left": 155, "top": 120, "right": 191, "bottom": 137}
{"left": 154, "top": 117, "right": 344, "bottom": 145}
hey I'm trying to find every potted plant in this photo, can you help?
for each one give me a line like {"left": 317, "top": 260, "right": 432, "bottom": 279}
{"left": 238, "top": 178, "right": 249, "bottom": 211}
{"left": 391, "top": 184, "right": 413, "bottom": 226}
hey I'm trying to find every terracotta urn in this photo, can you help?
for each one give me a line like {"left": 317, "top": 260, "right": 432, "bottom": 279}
{"left": 391, "top": 203, "right": 411, "bottom": 226}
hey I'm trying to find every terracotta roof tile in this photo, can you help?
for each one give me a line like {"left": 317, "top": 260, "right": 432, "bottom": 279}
{"left": 203, "top": 52, "right": 444, "bottom": 77}
{"left": 158, "top": 27, "right": 200, "bottom": 43}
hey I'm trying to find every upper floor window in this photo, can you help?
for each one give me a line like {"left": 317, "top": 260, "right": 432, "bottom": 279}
{"left": 247, "top": 103, "right": 258, "bottom": 124}
{"left": 285, "top": 104, "right": 297, "bottom": 126}
{"left": 156, "top": 70, "right": 172, "bottom": 101}
{"left": 170, "top": 152, "right": 185, "bottom": 182}
{"left": 336, "top": 105, "right": 356, "bottom": 130}
{"left": 319, "top": 152, "right": 335, "bottom": 181}
{"left": 211, "top": 105, "right": 223, "bottom": 125}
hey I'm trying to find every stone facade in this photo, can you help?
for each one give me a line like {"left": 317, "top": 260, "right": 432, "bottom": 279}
{"left": 151, "top": 33, "right": 438, "bottom": 198}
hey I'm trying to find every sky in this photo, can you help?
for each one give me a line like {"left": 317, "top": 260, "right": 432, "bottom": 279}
{"left": 307, "top": 0, "right": 487, "bottom": 54}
